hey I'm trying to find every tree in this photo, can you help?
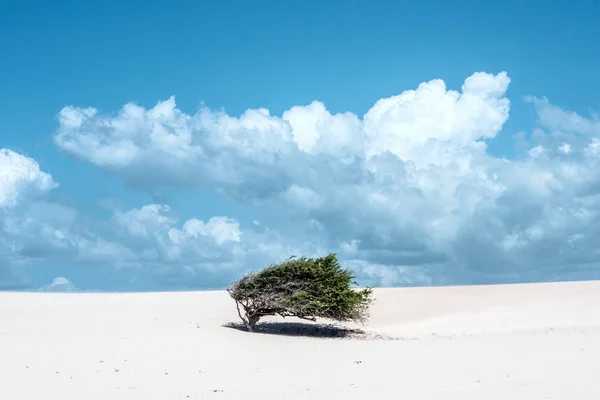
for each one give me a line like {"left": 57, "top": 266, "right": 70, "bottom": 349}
{"left": 227, "top": 253, "right": 373, "bottom": 332}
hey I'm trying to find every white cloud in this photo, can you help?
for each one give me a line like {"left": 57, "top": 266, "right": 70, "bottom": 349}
{"left": 112, "top": 204, "right": 242, "bottom": 262}
{"left": 105, "top": 203, "right": 328, "bottom": 287}
{"left": 526, "top": 96, "right": 600, "bottom": 135}
{"left": 346, "top": 259, "right": 434, "bottom": 287}
{"left": 113, "top": 204, "right": 176, "bottom": 238}
{"left": 170, "top": 216, "right": 241, "bottom": 245}
{"left": 0, "top": 70, "right": 590, "bottom": 288}
{"left": 0, "top": 150, "right": 137, "bottom": 289}
{"left": 1, "top": 201, "right": 138, "bottom": 267}
{"left": 53, "top": 72, "right": 510, "bottom": 192}
{"left": 0, "top": 152, "right": 312, "bottom": 289}
{"left": 363, "top": 71, "right": 510, "bottom": 161}
{"left": 39, "top": 277, "right": 77, "bottom": 292}
{"left": 0, "top": 198, "right": 300, "bottom": 289}
{"left": 0, "top": 150, "right": 63, "bottom": 289}
{"left": 558, "top": 143, "right": 572, "bottom": 154}
{"left": 0, "top": 149, "right": 57, "bottom": 208}
{"left": 282, "top": 185, "right": 324, "bottom": 211}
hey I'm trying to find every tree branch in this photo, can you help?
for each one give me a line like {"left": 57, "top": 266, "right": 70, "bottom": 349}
{"left": 234, "top": 299, "right": 249, "bottom": 328}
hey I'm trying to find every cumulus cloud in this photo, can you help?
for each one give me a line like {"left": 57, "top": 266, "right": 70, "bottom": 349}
{"left": 107, "top": 203, "right": 331, "bottom": 286}
{"left": 39, "top": 277, "right": 77, "bottom": 292}
{"left": 52, "top": 71, "right": 516, "bottom": 285}
{"left": 0, "top": 150, "right": 320, "bottom": 289}
{"left": 112, "top": 204, "right": 242, "bottom": 246}
{"left": 0, "top": 149, "right": 57, "bottom": 208}
{"left": 2, "top": 201, "right": 137, "bottom": 266}
{"left": 54, "top": 72, "right": 510, "bottom": 193}
{"left": 111, "top": 204, "right": 243, "bottom": 267}
{"left": 0, "top": 150, "right": 141, "bottom": 288}
{"left": 0, "top": 198, "right": 313, "bottom": 290}
{"left": 0, "top": 150, "right": 60, "bottom": 288}
{"left": 1, "top": 69, "right": 594, "bottom": 288}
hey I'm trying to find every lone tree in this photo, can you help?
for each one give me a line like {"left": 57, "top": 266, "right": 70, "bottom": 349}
{"left": 227, "top": 253, "right": 373, "bottom": 332}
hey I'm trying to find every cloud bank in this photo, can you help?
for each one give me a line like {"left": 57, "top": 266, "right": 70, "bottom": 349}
{"left": 3, "top": 71, "right": 600, "bottom": 290}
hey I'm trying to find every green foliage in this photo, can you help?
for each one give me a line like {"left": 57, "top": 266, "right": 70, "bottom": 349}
{"left": 227, "top": 253, "right": 373, "bottom": 331}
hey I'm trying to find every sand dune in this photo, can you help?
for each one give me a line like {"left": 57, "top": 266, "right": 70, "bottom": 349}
{"left": 2, "top": 280, "right": 600, "bottom": 399}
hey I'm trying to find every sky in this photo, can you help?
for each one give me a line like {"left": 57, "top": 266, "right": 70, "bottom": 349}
{"left": 1, "top": 0, "right": 600, "bottom": 291}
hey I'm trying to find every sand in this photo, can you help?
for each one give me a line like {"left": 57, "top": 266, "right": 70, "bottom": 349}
{"left": 2, "top": 280, "right": 600, "bottom": 399}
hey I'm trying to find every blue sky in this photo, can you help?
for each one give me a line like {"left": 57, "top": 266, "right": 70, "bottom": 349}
{"left": 1, "top": 0, "right": 600, "bottom": 291}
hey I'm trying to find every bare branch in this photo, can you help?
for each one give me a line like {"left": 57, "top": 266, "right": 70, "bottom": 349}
{"left": 234, "top": 299, "right": 249, "bottom": 327}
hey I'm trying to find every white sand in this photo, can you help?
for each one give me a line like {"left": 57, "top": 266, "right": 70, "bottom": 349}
{"left": 2, "top": 280, "right": 600, "bottom": 399}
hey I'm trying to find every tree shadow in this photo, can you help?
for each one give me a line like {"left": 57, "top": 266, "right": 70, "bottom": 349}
{"left": 222, "top": 321, "right": 366, "bottom": 339}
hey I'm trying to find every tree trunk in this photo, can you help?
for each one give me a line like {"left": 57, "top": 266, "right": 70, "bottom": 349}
{"left": 246, "top": 314, "right": 260, "bottom": 332}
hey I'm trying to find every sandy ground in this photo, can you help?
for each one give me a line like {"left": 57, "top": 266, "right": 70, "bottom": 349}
{"left": 2, "top": 280, "right": 600, "bottom": 399}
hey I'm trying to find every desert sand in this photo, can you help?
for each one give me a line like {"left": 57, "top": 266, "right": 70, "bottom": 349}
{"left": 2, "top": 280, "right": 600, "bottom": 399}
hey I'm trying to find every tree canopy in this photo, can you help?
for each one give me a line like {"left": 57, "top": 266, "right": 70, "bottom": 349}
{"left": 227, "top": 253, "right": 373, "bottom": 331}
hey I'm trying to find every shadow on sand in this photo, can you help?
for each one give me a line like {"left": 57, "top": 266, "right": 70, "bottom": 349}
{"left": 222, "top": 321, "right": 366, "bottom": 339}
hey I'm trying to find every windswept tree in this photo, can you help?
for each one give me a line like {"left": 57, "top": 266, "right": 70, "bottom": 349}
{"left": 227, "top": 253, "right": 373, "bottom": 332}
